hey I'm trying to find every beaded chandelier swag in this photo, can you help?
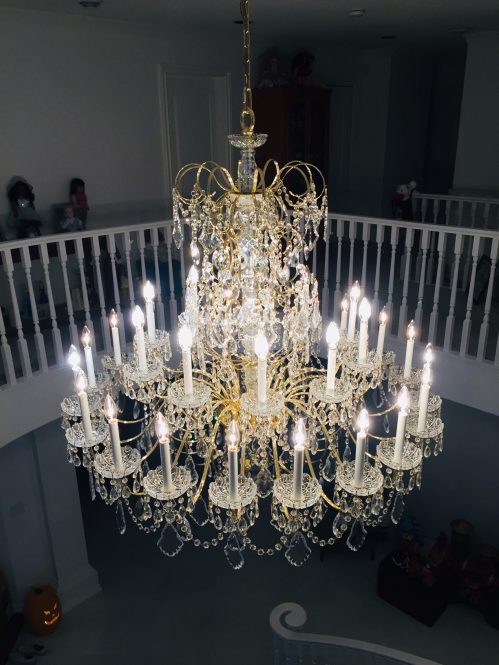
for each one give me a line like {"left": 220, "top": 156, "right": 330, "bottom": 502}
{"left": 61, "top": 0, "right": 443, "bottom": 568}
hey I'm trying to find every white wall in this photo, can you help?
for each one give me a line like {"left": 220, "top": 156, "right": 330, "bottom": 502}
{"left": 0, "top": 8, "right": 240, "bottom": 233}
{"left": 453, "top": 31, "right": 499, "bottom": 196}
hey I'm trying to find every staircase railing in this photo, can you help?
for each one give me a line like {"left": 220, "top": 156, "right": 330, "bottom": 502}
{"left": 413, "top": 193, "right": 499, "bottom": 230}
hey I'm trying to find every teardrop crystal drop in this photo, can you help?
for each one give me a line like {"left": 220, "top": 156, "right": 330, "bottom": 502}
{"left": 346, "top": 519, "right": 367, "bottom": 551}
{"left": 391, "top": 492, "right": 405, "bottom": 524}
{"left": 285, "top": 531, "right": 311, "bottom": 567}
{"left": 115, "top": 500, "right": 126, "bottom": 535}
{"left": 322, "top": 454, "right": 336, "bottom": 482}
{"left": 190, "top": 496, "right": 209, "bottom": 526}
{"left": 224, "top": 533, "right": 245, "bottom": 570}
{"left": 157, "top": 524, "right": 184, "bottom": 557}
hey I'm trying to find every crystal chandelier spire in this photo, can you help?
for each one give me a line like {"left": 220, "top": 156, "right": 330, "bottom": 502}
{"left": 60, "top": 0, "right": 443, "bottom": 568}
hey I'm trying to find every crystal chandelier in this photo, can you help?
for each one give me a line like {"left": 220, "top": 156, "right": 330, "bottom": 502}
{"left": 61, "top": 0, "right": 443, "bottom": 568}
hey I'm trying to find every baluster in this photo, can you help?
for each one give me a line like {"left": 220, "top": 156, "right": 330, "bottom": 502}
{"left": 459, "top": 236, "right": 481, "bottom": 356}
{"left": 40, "top": 245, "right": 63, "bottom": 365}
{"left": 91, "top": 236, "right": 112, "bottom": 352}
{"left": 75, "top": 238, "right": 94, "bottom": 336}
{"left": 179, "top": 237, "right": 186, "bottom": 309}
{"left": 333, "top": 218, "right": 343, "bottom": 316}
{"left": 21, "top": 246, "right": 48, "bottom": 371}
{"left": 477, "top": 237, "right": 499, "bottom": 361}
{"left": 371, "top": 224, "right": 383, "bottom": 325}
{"left": 444, "top": 199, "right": 451, "bottom": 225}
{"left": 57, "top": 240, "right": 79, "bottom": 347}
{"left": 361, "top": 222, "right": 369, "bottom": 289}
{"left": 428, "top": 232, "right": 446, "bottom": 345}
{"left": 123, "top": 231, "right": 136, "bottom": 310}
{"left": 321, "top": 217, "right": 331, "bottom": 321}
{"left": 443, "top": 234, "right": 463, "bottom": 351}
{"left": 165, "top": 225, "right": 178, "bottom": 333}
{"left": 0, "top": 292, "right": 16, "bottom": 385}
{"left": 414, "top": 229, "right": 429, "bottom": 330}
{"left": 421, "top": 197, "right": 428, "bottom": 223}
{"left": 483, "top": 203, "right": 491, "bottom": 229}
{"left": 397, "top": 228, "right": 414, "bottom": 338}
{"left": 470, "top": 201, "right": 477, "bottom": 229}
{"left": 151, "top": 227, "right": 166, "bottom": 330}
{"left": 386, "top": 226, "right": 398, "bottom": 327}
{"left": 107, "top": 234, "right": 126, "bottom": 348}
{"left": 457, "top": 200, "right": 464, "bottom": 227}
{"left": 432, "top": 199, "right": 440, "bottom": 225}
{"left": 138, "top": 229, "right": 147, "bottom": 282}
{"left": 2, "top": 248, "right": 32, "bottom": 378}
{"left": 348, "top": 219, "right": 356, "bottom": 286}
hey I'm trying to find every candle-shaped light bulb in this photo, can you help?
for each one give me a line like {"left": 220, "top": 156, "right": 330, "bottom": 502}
{"left": 132, "top": 306, "right": 148, "bottom": 374}
{"left": 254, "top": 331, "right": 269, "bottom": 404}
{"left": 178, "top": 324, "right": 193, "bottom": 350}
{"left": 104, "top": 393, "right": 123, "bottom": 473}
{"left": 325, "top": 322, "right": 339, "bottom": 395}
{"left": 81, "top": 325, "right": 96, "bottom": 388}
{"left": 67, "top": 344, "right": 80, "bottom": 370}
{"left": 226, "top": 419, "right": 240, "bottom": 502}
{"left": 347, "top": 281, "right": 361, "bottom": 340}
{"left": 74, "top": 368, "right": 88, "bottom": 394}
{"left": 417, "top": 366, "right": 432, "bottom": 434}
{"left": 357, "top": 297, "right": 371, "bottom": 362}
{"left": 403, "top": 320, "right": 416, "bottom": 379}
{"left": 109, "top": 309, "right": 122, "bottom": 366}
{"left": 154, "top": 412, "right": 170, "bottom": 442}
{"left": 155, "top": 412, "right": 174, "bottom": 492}
{"left": 292, "top": 418, "right": 306, "bottom": 501}
{"left": 104, "top": 393, "right": 118, "bottom": 420}
{"left": 74, "top": 369, "right": 92, "bottom": 444}
{"left": 393, "top": 386, "right": 410, "bottom": 465}
{"left": 340, "top": 296, "right": 349, "bottom": 332}
{"left": 81, "top": 326, "right": 91, "bottom": 348}
{"left": 354, "top": 408, "right": 369, "bottom": 488}
{"left": 179, "top": 324, "right": 194, "bottom": 396}
{"left": 376, "top": 307, "right": 388, "bottom": 361}
{"left": 187, "top": 266, "right": 199, "bottom": 286}
{"left": 143, "top": 280, "right": 155, "bottom": 303}
{"left": 424, "top": 343, "right": 433, "bottom": 367}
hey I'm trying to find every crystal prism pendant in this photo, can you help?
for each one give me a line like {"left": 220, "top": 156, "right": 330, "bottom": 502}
{"left": 255, "top": 468, "right": 273, "bottom": 498}
{"left": 224, "top": 533, "right": 245, "bottom": 570}
{"left": 285, "top": 531, "right": 311, "bottom": 566}
{"left": 190, "top": 496, "right": 209, "bottom": 527}
{"left": 115, "top": 499, "right": 126, "bottom": 535}
{"left": 157, "top": 524, "right": 184, "bottom": 557}
{"left": 391, "top": 492, "right": 405, "bottom": 524}
{"left": 346, "top": 519, "right": 367, "bottom": 551}
{"left": 322, "top": 454, "right": 336, "bottom": 482}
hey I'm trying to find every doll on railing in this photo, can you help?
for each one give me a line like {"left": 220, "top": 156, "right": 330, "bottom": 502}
{"left": 6, "top": 176, "right": 43, "bottom": 239}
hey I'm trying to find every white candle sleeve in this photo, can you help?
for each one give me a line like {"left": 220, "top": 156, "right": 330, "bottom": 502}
{"left": 393, "top": 411, "right": 407, "bottom": 465}
{"left": 109, "top": 419, "right": 124, "bottom": 473}
{"left": 228, "top": 447, "right": 239, "bottom": 502}
{"left": 417, "top": 383, "right": 431, "bottom": 433}
{"left": 257, "top": 357, "right": 267, "bottom": 404}
{"left": 84, "top": 346, "right": 96, "bottom": 388}
{"left": 326, "top": 346, "right": 337, "bottom": 394}
{"left": 78, "top": 390, "right": 93, "bottom": 443}
{"left": 292, "top": 447, "right": 304, "bottom": 501}
{"left": 135, "top": 327, "right": 148, "bottom": 374}
{"left": 182, "top": 349, "right": 193, "bottom": 396}
{"left": 403, "top": 339, "right": 414, "bottom": 379}
{"left": 340, "top": 309, "right": 348, "bottom": 332}
{"left": 376, "top": 322, "right": 386, "bottom": 360}
{"left": 358, "top": 321, "right": 368, "bottom": 362}
{"left": 347, "top": 302, "right": 357, "bottom": 340}
{"left": 111, "top": 326, "right": 122, "bottom": 366}
{"left": 146, "top": 301, "right": 155, "bottom": 340}
{"left": 160, "top": 440, "right": 174, "bottom": 492}
{"left": 353, "top": 432, "right": 366, "bottom": 488}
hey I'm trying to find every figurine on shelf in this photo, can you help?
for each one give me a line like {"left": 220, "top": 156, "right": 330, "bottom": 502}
{"left": 257, "top": 49, "right": 288, "bottom": 88}
{"left": 291, "top": 51, "right": 314, "bottom": 85}
{"left": 59, "top": 205, "right": 83, "bottom": 232}
{"left": 70, "top": 177, "right": 89, "bottom": 224}
{"left": 5, "top": 176, "right": 43, "bottom": 239}
{"left": 391, "top": 180, "right": 418, "bottom": 221}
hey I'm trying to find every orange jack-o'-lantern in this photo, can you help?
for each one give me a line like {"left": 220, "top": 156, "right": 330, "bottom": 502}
{"left": 24, "top": 586, "right": 62, "bottom": 635}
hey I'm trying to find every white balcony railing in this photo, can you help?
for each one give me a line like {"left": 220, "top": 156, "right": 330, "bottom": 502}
{"left": 270, "top": 603, "right": 442, "bottom": 665}
{"left": 1, "top": 213, "right": 498, "bottom": 439}
{"left": 413, "top": 192, "right": 499, "bottom": 230}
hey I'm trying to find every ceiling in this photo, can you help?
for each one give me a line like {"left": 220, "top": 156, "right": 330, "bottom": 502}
{"left": 1, "top": 0, "right": 498, "bottom": 47}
